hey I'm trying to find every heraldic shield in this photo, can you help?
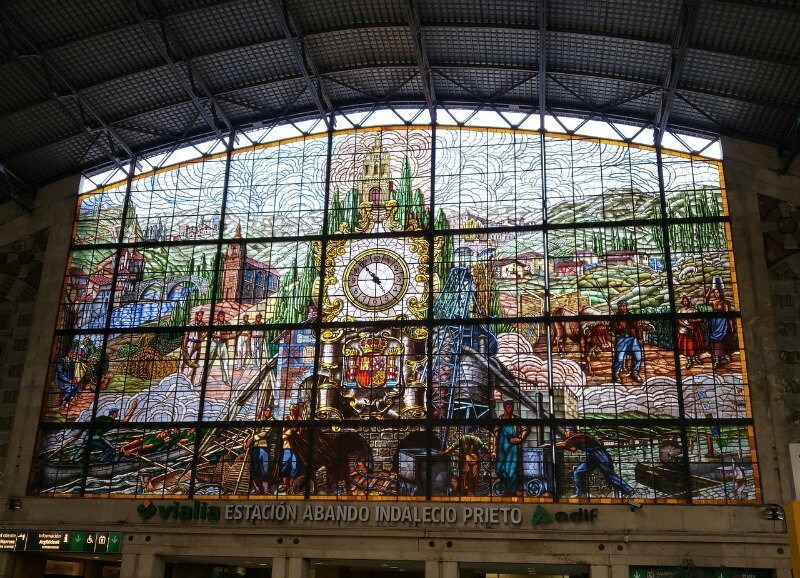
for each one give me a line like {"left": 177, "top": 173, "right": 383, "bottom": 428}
{"left": 344, "top": 332, "right": 403, "bottom": 388}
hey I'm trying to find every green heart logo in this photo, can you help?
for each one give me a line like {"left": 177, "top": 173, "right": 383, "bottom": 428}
{"left": 137, "top": 500, "right": 157, "bottom": 519}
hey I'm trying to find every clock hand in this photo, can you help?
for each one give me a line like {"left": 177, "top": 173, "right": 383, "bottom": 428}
{"left": 366, "top": 266, "right": 383, "bottom": 286}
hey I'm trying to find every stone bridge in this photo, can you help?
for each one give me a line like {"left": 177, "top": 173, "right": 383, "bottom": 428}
{"left": 127, "top": 275, "right": 210, "bottom": 301}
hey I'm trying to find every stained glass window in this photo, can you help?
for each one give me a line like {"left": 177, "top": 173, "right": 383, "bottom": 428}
{"left": 30, "top": 115, "right": 756, "bottom": 505}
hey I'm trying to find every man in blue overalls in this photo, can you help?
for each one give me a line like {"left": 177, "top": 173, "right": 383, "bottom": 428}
{"left": 557, "top": 424, "right": 634, "bottom": 498}
{"left": 610, "top": 300, "right": 644, "bottom": 384}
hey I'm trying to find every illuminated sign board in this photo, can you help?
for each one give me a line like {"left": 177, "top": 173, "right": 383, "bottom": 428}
{"left": 0, "top": 531, "right": 121, "bottom": 553}
{"left": 630, "top": 568, "right": 772, "bottom": 578}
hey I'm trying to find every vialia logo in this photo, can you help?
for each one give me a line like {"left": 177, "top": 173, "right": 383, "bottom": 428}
{"left": 137, "top": 500, "right": 221, "bottom": 522}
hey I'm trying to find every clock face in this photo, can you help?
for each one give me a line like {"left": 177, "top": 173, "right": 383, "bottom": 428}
{"left": 344, "top": 249, "right": 409, "bottom": 311}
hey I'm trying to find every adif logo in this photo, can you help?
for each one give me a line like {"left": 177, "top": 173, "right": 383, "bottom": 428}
{"left": 531, "top": 505, "right": 552, "bottom": 526}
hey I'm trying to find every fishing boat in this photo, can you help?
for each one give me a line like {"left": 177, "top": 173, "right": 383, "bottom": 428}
{"left": 211, "top": 452, "right": 251, "bottom": 494}
{"left": 33, "top": 456, "right": 144, "bottom": 490}
{"left": 634, "top": 462, "right": 722, "bottom": 494}
{"left": 33, "top": 445, "right": 190, "bottom": 491}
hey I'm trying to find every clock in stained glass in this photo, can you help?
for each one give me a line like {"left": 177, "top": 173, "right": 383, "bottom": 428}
{"left": 344, "top": 249, "right": 409, "bottom": 311}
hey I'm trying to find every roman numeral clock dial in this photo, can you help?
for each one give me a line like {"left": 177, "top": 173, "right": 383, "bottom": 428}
{"left": 344, "top": 250, "right": 409, "bottom": 311}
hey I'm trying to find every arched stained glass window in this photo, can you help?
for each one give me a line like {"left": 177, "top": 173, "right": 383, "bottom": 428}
{"left": 31, "top": 112, "right": 754, "bottom": 505}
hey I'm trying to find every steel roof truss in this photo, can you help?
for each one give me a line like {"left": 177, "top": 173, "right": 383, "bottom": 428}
{"left": 538, "top": 0, "right": 547, "bottom": 126}
{"left": 126, "top": 0, "right": 233, "bottom": 142}
{"left": 673, "top": 92, "right": 729, "bottom": 135}
{"left": 551, "top": 75, "right": 661, "bottom": 141}
{"left": 324, "top": 70, "right": 422, "bottom": 117}
{"left": 404, "top": 0, "right": 436, "bottom": 113}
{"left": 268, "top": 0, "right": 331, "bottom": 129}
{"left": 779, "top": 113, "right": 800, "bottom": 175}
{"left": 655, "top": 0, "right": 699, "bottom": 146}
{"left": 431, "top": 68, "right": 536, "bottom": 125}
{"left": 0, "top": 161, "right": 32, "bottom": 213}
{"left": 113, "top": 122, "right": 181, "bottom": 140}
{"left": 0, "top": 10, "right": 135, "bottom": 174}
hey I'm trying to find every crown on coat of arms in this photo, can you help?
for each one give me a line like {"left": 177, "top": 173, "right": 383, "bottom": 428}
{"left": 359, "top": 334, "right": 389, "bottom": 355}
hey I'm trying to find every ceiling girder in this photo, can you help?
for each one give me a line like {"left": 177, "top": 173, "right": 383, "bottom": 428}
{"left": 268, "top": 0, "right": 331, "bottom": 128}
{"left": 126, "top": 0, "right": 234, "bottom": 143}
{"left": 282, "top": 6, "right": 333, "bottom": 115}
{"left": 779, "top": 113, "right": 800, "bottom": 175}
{"left": 404, "top": 0, "right": 436, "bottom": 114}
{"left": 2, "top": 39, "right": 795, "bottom": 129}
{"left": 323, "top": 72, "right": 423, "bottom": 127}
{"left": 674, "top": 92, "right": 730, "bottom": 136}
{"left": 548, "top": 75, "right": 660, "bottom": 141}
{"left": 0, "top": 161, "right": 33, "bottom": 213}
{"left": 708, "top": 0, "right": 800, "bottom": 15}
{"left": 6, "top": 53, "right": 782, "bottom": 174}
{"left": 431, "top": 68, "right": 538, "bottom": 126}
{"left": 324, "top": 70, "right": 418, "bottom": 103}
{"left": 655, "top": 0, "right": 700, "bottom": 146}
{"left": 538, "top": 0, "right": 547, "bottom": 127}
{"left": 0, "top": 9, "right": 135, "bottom": 176}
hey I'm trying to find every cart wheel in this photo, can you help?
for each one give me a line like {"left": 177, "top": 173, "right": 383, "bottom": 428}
{"left": 290, "top": 476, "right": 315, "bottom": 495}
{"left": 525, "top": 479, "right": 544, "bottom": 497}
{"left": 491, "top": 480, "right": 506, "bottom": 497}
{"left": 168, "top": 483, "right": 190, "bottom": 495}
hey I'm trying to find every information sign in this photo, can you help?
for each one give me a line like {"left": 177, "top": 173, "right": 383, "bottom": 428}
{"left": 630, "top": 567, "right": 772, "bottom": 578}
{"left": 0, "top": 531, "right": 121, "bottom": 553}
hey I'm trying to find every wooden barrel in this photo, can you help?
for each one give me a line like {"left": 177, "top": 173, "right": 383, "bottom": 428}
{"left": 400, "top": 382, "right": 426, "bottom": 418}
{"left": 316, "top": 382, "right": 342, "bottom": 419}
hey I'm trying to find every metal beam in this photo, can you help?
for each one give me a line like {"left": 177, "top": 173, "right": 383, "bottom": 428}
{"left": 3, "top": 60, "right": 765, "bottom": 172}
{"left": 779, "top": 113, "right": 800, "bottom": 175}
{"left": 655, "top": 0, "right": 699, "bottom": 146}
{"left": 268, "top": 0, "right": 331, "bottom": 128}
{"left": 431, "top": 68, "right": 537, "bottom": 124}
{"left": 404, "top": 0, "right": 436, "bottom": 113}
{"left": 673, "top": 92, "right": 730, "bottom": 135}
{"left": 19, "top": 19, "right": 799, "bottom": 83}
{"left": 538, "top": 0, "right": 547, "bottom": 127}
{"left": 708, "top": 0, "right": 800, "bottom": 15}
{"left": 2, "top": 23, "right": 794, "bottom": 125}
{"left": 548, "top": 74, "right": 660, "bottom": 141}
{"left": 126, "top": 0, "right": 234, "bottom": 142}
{"left": 438, "top": 76, "right": 538, "bottom": 129}
{"left": 5, "top": 53, "right": 778, "bottom": 154}
{"left": 0, "top": 9, "right": 135, "bottom": 175}
{"left": 0, "top": 162, "right": 33, "bottom": 213}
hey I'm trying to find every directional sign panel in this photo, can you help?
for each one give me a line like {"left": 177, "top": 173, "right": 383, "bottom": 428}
{"left": 0, "top": 532, "right": 27, "bottom": 551}
{"left": 0, "top": 531, "right": 122, "bottom": 553}
{"left": 630, "top": 568, "right": 772, "bottom": 578}
{"left": 29, "top": 532, "right": 71, "bottom": 551}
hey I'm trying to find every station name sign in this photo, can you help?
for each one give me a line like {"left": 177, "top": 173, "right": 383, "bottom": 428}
{"left": 0, "top": 531, "right": 121, "bottom": 553}
{"left": 137, "top": 499, "right": 599, "bottom": 528}
{"left": 228, "top": 503, "right": 527, "bottom": 525}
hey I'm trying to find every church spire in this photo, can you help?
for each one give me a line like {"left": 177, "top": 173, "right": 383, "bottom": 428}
{"left": 359, "top": 133, "right": 394, "bottom": 205}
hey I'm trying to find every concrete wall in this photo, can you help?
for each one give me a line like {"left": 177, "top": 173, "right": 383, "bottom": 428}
{"left": 0, "top": 177, "right": 78, "bottom": 500}
{"left": 0, "top": 139, "right": 797, "bottom": 577}
{"left": 722, "top": 136, "right": 800, "bottom": 504}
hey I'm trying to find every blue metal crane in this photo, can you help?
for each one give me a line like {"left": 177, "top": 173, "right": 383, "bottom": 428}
{"left": 430, "top": 266, "right": 497, "bottom": 421}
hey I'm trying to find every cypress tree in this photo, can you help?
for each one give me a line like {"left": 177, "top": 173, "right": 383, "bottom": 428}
{"left": 345, "top": 187, "right": 361, "bottom": 230}
{"left": 329, "top": 187, "right": 342, "bottom": 233}
{"left": 396, "top": 157, "right": 412, "bottom": 228}
{"left": 434, "top": 210, "right": 454, "bottom": 284}
{"left": 414, "top": 189, "right": 427, "bottom": 229}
